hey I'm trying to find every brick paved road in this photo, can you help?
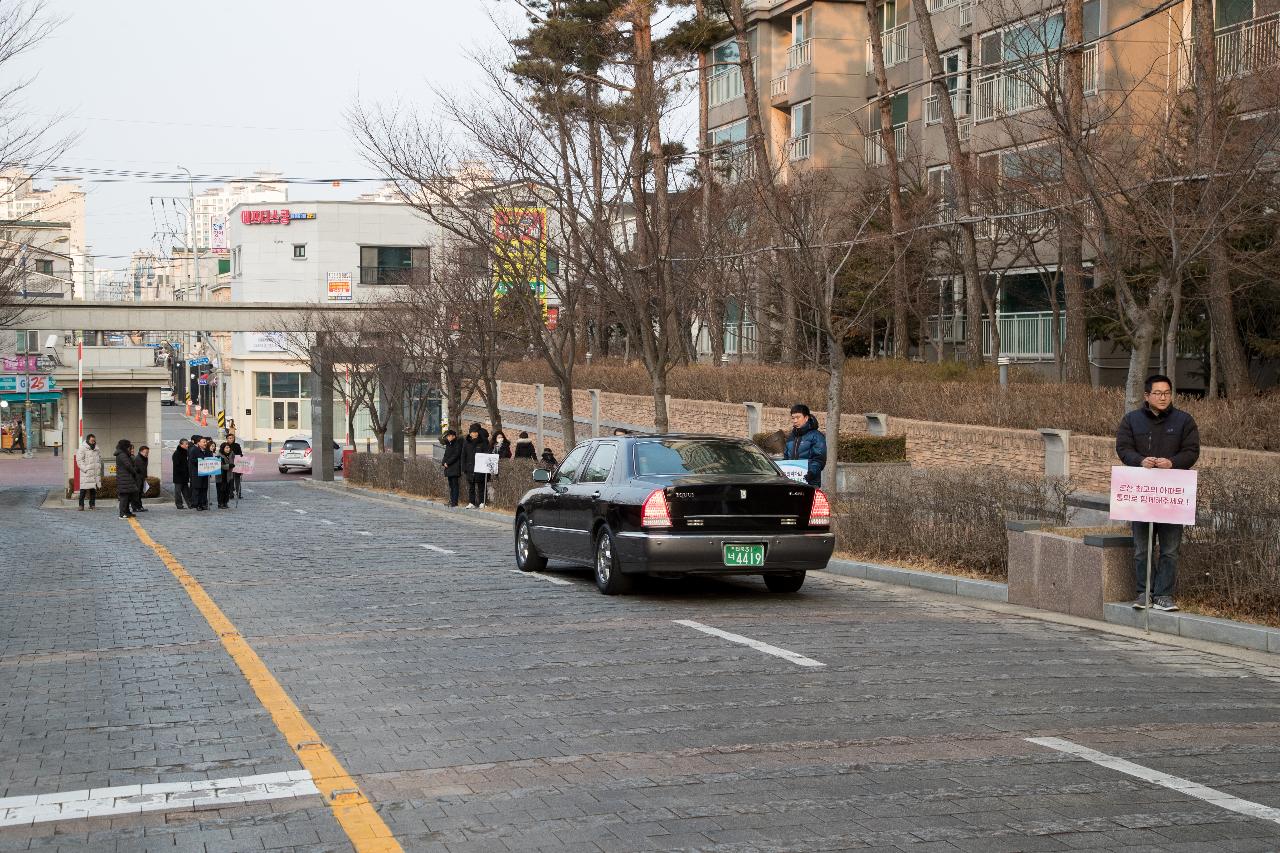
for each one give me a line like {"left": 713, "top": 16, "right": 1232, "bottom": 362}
{"left": 2, "top": 481, "right": 1279, "bottom": 852}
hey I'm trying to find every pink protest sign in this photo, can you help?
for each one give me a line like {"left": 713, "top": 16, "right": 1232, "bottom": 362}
{"left": 1108, "top": 466, "right": 1198, "bottom": 525}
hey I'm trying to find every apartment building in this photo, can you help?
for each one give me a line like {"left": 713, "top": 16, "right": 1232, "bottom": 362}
{"left": 700, "top": 0, "right": 1278, "bottom": 385}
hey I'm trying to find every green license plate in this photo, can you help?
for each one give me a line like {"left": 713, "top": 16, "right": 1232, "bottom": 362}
{"left": 723, "top": 544, "right": 765, "bottom": 567}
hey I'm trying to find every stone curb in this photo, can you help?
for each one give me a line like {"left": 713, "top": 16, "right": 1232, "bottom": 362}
{"left": 822, "top": 559, "right": 1009, "bottom": 603}
{"left": 1103, "top": 603, "right": 1280, "bottom": 654}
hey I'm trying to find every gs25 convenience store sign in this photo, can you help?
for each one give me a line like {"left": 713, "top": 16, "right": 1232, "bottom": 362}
{"left": 0, "top": 375, "right": 57, "bottom": 393}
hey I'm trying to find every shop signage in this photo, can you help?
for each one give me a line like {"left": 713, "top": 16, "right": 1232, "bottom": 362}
{"left": 1, "top": 355, "right": 49, "bottom": 372}
{"left": 210, "top": 215, "right": 229, "bottom": 255}
{"left": 0, "top": 375, "right": 57, "bottom": 393}
{"left": 245, "top": 332, "right": 286, "bottom": 352}
{"left": 188, "top": 356, "right": 211, "bottom": 366}
{"left": 327, "top": 272, "right": 352, "bottom": 302}
{"left": 240, "top": 209, "right": 316, "bottom": 226}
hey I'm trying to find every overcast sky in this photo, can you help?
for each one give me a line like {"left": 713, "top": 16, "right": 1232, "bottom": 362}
{"left": 20, "top": 0, "right": 518, "bottom": 273}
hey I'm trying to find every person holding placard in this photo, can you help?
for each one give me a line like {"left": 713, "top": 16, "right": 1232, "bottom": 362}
{"left": 1115, "top": 374, "right": 1200, "bottom": 611}
{"left": 461, "top": 423, "right": 491, "bottom": 509}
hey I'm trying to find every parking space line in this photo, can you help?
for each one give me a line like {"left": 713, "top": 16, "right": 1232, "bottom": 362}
{"left": 510, "top": 569, "right": 571, "bottom": 586}
{"left": 673, "top": 619, "right": 825, "bottom": 668}
{"left": 1027, "top": 737, "right": 1280, "bottom": 826}
{"left": 418, "top": 543, "right": 456, "bottom": 555}
{"left": 126, "top": 520, "right": 403, "bottom": 852}
{"left": 0, "top": 771, "right": 319, "bottom": 828}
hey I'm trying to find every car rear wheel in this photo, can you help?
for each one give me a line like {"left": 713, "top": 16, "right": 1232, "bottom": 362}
{"left": 594, "top": 525, "right": 633, "bottom": 595}
{"left": 278, "top": 466, "right": 288, "bottom": 474}
{"left": 764, "top": 572, "right": 806, "bottom": 593}
{"left": 515, "top": 513, "right": 547, "bottom": 572}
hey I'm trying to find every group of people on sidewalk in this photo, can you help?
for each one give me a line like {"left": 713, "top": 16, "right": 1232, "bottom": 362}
{"left": 438, "top": 425, "right": 557, "bottom": 509}
{"left": 72, "top": 430, "right": 245, "bottom": 517}
{"left": 171, "top": 433, "right": 243, "bottom": 511}
{"left": 73, "top": 435, "right": 153, "bottom": 518}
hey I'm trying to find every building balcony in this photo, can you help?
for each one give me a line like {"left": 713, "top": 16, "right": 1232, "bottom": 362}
{"left": 787, "top": 39, "right": 813, "bottom": 70}
{"left": 863, "top": 125, "right": 908, "bottom": 166}
{"left": 769, "top": 74, "right": 788, "bottom": 99}
{"left": 974, "top": 46, "right": 1097, "bottom": 123}
{"left": 359, "top": 265, "right": 415, "bottom": 285}
{"left": 925, "top": 90, "right": 971, "bottom": 125}
{"left": 787, "top": 134, "right": 812, "bottom": 162}
{"left": 866, "top": 24, "right": 910, "bottom": 73}
{"left": 926, "top": 311, "right": 1065, "bottom": 361}
{"left": 708, "top": 59, "right": 757, "bottom": 108}
{"left": 1179, "top": 11, "right": 1280, "bottom": 87}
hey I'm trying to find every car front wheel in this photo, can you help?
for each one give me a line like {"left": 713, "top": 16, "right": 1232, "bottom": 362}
{"left": 764, "top": 572, "right": 806, "bottom": 593}
{"left": 594, "top": 525, "right": 633, "bottom": 595}
{"left": 515, "top": 513, "right": 547, "bottom": 572}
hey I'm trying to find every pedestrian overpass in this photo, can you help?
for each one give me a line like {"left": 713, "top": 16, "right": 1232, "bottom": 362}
{"left": 12, "top": 298, "right": 355, "bottom": 482}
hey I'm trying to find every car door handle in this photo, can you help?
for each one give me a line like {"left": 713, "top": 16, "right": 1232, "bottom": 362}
{"left": 590, "top": 491, "right": 601, "bottom": 499}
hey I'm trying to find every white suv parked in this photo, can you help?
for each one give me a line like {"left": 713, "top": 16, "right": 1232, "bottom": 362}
{"left": 277, "top": 435, "right": 344, "bottom": 474}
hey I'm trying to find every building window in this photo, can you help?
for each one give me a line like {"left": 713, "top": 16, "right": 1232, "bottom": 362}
{"left": 35, "top": 259, "right": 53, "bottom": 275}
{"left": 292, "top": 243, "right": 306, "bottom": 259}
{"left": 707, "top": 118, "right": 750, "bottom": 181}
{"left": 359, "top": 246, "right": 429, "bottom": 284}
{"left": 254, "top": 371, "right": 311, "bottom": 433}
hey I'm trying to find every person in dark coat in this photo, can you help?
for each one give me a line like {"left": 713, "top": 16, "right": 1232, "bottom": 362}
{"left": 513, "top": 431, "right": 537, "bottom": 459}
{"left": 1115, "top": 374, "right": 1201, "bottom": 612}
{"left": 783, "top": 403, "right": 827, "bottom": 487}
{"left": 130, "top": 446, "right": 150, "bottom": 513}
{"left": 171, "top": 439, "right": 191, "bottom": 509}
{"left": 460, "top": 423, "right": 490, "bottom": 508}
{"left": 113, "top": 439, "right": 140, "bottom": 519}
{"left": 188, "top": 436, "right": 211, "bottom": 511}
{"left": 215, "top": 441, "right": 235, "bottom": 508}
{"left": 225, "top": 431, "right": 244, "bottom": 498}
{"left": 491, "top": 430, "right": 512, "bottom": 460}
{"left": 540, "top": 447, "right": 558, "bottom": 470}
{"left": 439, "top": 429, "right": 462, "bottom": 507}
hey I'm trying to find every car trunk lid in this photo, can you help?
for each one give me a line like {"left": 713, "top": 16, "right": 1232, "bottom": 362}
{"left": 631, "top": 474, "right": 815, "bottom": 532}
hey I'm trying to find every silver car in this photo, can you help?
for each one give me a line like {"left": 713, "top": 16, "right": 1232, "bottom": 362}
{"left": 277, "top": 435, "right": 343, "bottom": 474}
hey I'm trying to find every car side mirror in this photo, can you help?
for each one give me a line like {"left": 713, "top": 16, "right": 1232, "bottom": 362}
{"left": 532, "top": 468, "right": 551, "bottom": 483}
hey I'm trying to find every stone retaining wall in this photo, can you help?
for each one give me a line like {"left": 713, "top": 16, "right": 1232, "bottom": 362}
{"left": 495, "top": 381, "right": 1276, "bottom": 492}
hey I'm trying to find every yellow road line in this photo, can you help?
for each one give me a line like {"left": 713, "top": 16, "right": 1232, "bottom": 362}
{"left": 128, "top": 519, "right": 403, "bottom": 853}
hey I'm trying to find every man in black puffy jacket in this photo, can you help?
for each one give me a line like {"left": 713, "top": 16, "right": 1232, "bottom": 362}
{"left": 1115, "top": 374, "right": 1200, "bottom": 612}
{"left": 113, "top": 439, "right": 140, "bottom": 519}
{"left": 439, "top": 429, "right": 462, "bottom": 507}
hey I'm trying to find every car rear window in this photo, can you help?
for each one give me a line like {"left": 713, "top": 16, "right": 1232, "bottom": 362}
{"left": 633, "top": 440, "right": 779, "bottom": 476}
{"left": 283, "top": 440, "right": 310, "bottom": 451}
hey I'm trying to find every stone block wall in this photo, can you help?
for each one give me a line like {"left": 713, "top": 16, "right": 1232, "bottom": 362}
{"left": 493, "top": 381, "right": 1276, "bottom": 491}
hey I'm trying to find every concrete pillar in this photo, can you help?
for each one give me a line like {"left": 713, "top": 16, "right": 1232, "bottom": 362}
{"left": 1038, "top": 428, "right": 1071, "bottom": 479}
{"left": 311, "top": 335, "right": 335, "bottom": 482}
{"left": 744, "top": 402, "right": 763, "bottom": 439}
{"left": 589, "top": 389, "right": 601, "bottom": 438}
{"left": 534, "top": 383, "right": 545, "bottom": 451}
{"left": 864, "top": 413, "right": 889, "bottom": 436}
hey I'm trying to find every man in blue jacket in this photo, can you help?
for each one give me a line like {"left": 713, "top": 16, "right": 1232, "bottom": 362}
{"left": 784, "top": 403, "right": 827, "bottom": 488}
{"left": 1115, "top": 374, "right": 1200, "bottom": 612}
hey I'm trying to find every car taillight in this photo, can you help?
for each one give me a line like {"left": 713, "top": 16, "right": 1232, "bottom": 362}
{"left": 304, "top": 447, "right": 312, "bottom": 456}
{"left": 809, "top": 489, "right": 830, "bottom": 527}
{"left": 641, "top": 489, "right": 672, "bottom": 529}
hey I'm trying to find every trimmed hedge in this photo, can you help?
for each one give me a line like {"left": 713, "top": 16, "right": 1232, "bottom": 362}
{"left": 347, "top": 452, "right": 538, "bottom": 510}
{"left": 65, "top": 476, "right": 161, "bottom": 499}
{"left": 836, "top": 434, "right": 907, "bottom": 463}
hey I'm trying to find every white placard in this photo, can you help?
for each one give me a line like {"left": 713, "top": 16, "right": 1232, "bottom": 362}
{"left": 776, "top": 459, "right": 810, "bottom": 483}
{"left": 196, "top": 456, "right": 221, "bottom": 476}
{"left": 1108, "top": 466, "right": 1198, "bottom": 526}
{"left": 232, "top": 455, "right": 256, "bottom": 475}
{"left": 474, "top": 453, "right": 499, "bottom": 475}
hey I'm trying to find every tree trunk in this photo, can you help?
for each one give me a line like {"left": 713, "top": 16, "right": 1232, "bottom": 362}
{"left": 823, "top": 325, "right": 844, "bottom": 490}
{"left": 909, "top": 0, "right": 986, "bottom": 367}
{"left": 1164, "top": 274, "right": 1183, "bottom": 394}
{"left": 864, "top": 0, "right": 910, "bottom": 360}
{"left": 1206, "top": 249, "right": 1254, "bottom": 396}
{"left": 558, "top": 382, "right": 577, "bottom": 450}
{"left": 652, "top": 369, "right": 669, "bottom": 433}
{"left": 406, "top": 429, "right": 417, "bottom": 458}
{"left": 1124, "top": 314, "right": 1157, "bottom": 411}
{"left": 1061, "top": 0, "right": 1092, "bottom": 384}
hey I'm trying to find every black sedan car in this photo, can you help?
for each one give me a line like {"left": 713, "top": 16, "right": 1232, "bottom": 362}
{"left": 514, "top": 434, "right": 834, "bottom": 595}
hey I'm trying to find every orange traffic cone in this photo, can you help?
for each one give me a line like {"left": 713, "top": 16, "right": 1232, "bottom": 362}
{"left": 185, "top": 401, "right": 191, "bottom": 417}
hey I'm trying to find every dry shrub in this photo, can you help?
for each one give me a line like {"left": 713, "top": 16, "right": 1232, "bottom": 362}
{"left": 500, "top": 360, "right": 1280, "bottom": 451}
{"left": 1180, "top": 467, "right": 1280, "bottom": 621}
{"left": 347, "top": 452, "right": 535, "bottom": 510}
{"left": 834, "top": 466, "right": 1073, "bottom": 579}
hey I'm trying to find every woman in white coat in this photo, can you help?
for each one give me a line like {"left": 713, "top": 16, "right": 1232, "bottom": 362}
{"left": 76, "top": 433, "right": 103, "bottom": 510}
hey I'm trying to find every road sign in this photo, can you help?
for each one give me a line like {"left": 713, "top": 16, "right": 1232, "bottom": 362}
{"left": 188, "top": 356, "right": 211, "bottom": 366}
{"left": 0, "top": 375, "right": 58, "bottom": 393}
{"left": 198, "top": 376, "right": 209, "bottom": 386}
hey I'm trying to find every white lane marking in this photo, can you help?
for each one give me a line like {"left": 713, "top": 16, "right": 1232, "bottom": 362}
{"left": 293, "top": 509, "right": 308, "bottom": 515}
{"left": 243, "top": 488, "right": 255, "bottom": 494}
{"left": 510, "top": 569, "right": 571, "bottom": 586}
{"left": 276, "top": 500, "right": 291, "bottom": 505}
{"left": 673, "top": 619, "right": 825, "bottom": 668}
{"left": 356, "top": 531, "right": 372, "bottom": 537}
{"left": 0, "top": 770, "right": 318, "bottom": 828}
{"left": 1027, "top": 737, "right": 1280, "bottom": 826}
{"left": 319, "top": 519, "right": 335, "bottom": 525}
{"left": 418, "top": 543, "right": 457, "bottom": 555}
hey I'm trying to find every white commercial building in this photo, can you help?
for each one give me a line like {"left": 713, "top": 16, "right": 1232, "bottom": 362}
{"left": 224, "top": 199, "right": 440, "bottom": 445}
{"left": 191, "top": 170, "right": 288, "bottom": 259}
